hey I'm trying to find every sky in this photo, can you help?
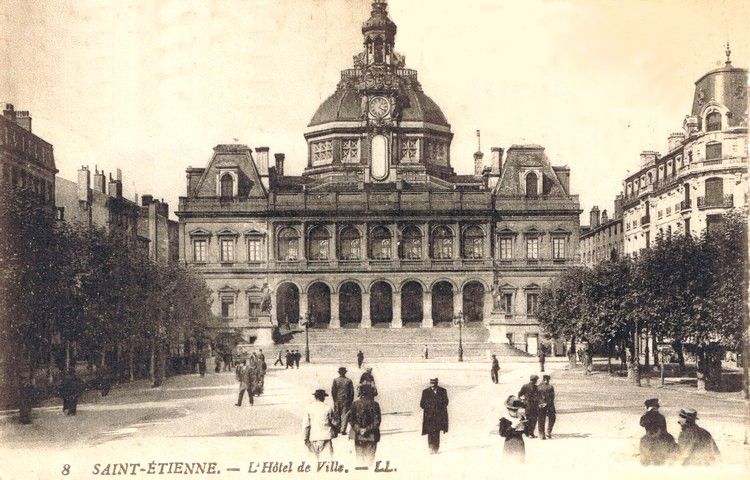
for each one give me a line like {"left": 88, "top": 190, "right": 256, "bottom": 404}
{"left": 2, "top": 0, "right": 748, "bottom": 221}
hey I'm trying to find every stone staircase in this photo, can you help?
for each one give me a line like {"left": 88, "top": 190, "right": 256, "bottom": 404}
{"left": 278, "top": 324, "right": 530, "bottom": 362}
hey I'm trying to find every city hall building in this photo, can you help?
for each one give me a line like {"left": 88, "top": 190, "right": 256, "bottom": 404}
{"left": 176, "top": 1, "right": 581, "bottom": 353}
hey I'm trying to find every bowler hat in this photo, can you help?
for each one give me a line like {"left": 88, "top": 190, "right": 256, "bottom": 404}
{"left": 530, "top": 374, "right": 539, "bottom": 381}
{"left": 338, "top": 367, "right": 347, "bottom": 374}
{"left": 504, "top": 395, "right": 526, "bottom": 410}
{"left": 313, "top": 389, "right": 328, "bottom": 399}
{"left": 644, "top": 398, "right": 660, "bottom": 408}
{"left": 542, "top": 374, "right": 551, "bottom": 381}
{"left": 678, "top": 408, "right": 698, "bottom": 421}
{"left": 429, "top": 378, "right": 438, "bottom": 384}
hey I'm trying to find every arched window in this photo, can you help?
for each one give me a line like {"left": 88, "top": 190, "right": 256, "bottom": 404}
{"left": 220, "top": 173, "right": 233, "bottom": 200}
{"left": 462, "top": 226, "right": 484, "bottom": 259}
{"left": 431, "top": 226, "right": 454, "bottom": 259}
{"left": 706, "top": 111, "right": 722, "bottom": 132}
{"left": 339, "top": 226, "right": 361, "bottom": 260}
{"left": 525, "top": 172, "right": 538, "bottom": 196}
{"left": 308, "top": 226, "right": 331, "bottom": 261}
{"left": 277, "top": 228, "right": 300, "bottom": 261}
{"left": 370, "top": 226, "right": 392, "bottom": 260}
{"left": 400, "top": 225, "right": 422, "bottom": 259}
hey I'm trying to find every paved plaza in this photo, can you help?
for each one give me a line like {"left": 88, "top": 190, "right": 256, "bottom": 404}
{"left": 1, "top": 359, "right": 748, "bottom": 479}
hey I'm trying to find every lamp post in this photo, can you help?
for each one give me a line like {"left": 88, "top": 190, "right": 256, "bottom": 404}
{"left": 453, "top": 310, "right": 464, "bottom": 362}
{"left": 300, "top": 311, "right": 311, "bottom": 363}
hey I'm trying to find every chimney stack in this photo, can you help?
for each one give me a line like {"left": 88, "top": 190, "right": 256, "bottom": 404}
{"left": 15, "top": 110, "right": 31, "bottom": 132}
{"left": 601, "top": 209, "right": 609, "bottom": 224}
{"left": 3, "top": 104, "right": 16, "bottom": 122}
{"left": 639, "top": 151, "right": 659, "bottom": 168}
{"left": 684, "top": 115, "right": 699, "bottom": 136}
{"left": 274, "top": 153, "right": 285, "bottom": 176}
{"left": 77, "top": 166, "right": 90, "bottom": 203}
{"left": 590, "top": 205, "right": 600, "bottom": 229}
{"left": 255, "top": 147, "right": 270, "bottom": 175}
{"left": 141, "top": 194, "right": 154, "bottom": 206}
{"left": 473, "top": 151, "right": 484, "bottom": 176}
{"left": 667, "top": 132, "right": 685, "bottom": 152}
{"left": 491, "top": 147, "right": 504, "bottom": 174}
{"left": 93, "top": 167, "right": 107, "bottom": 193}
{"left": 108, "top": 173, "right": 122, "bottom": 198}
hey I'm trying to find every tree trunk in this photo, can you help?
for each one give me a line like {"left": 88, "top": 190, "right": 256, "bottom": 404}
{"left": 696, "top": 349, "right": 706, "bottom": 391}
{"left": 64, "top": 340, "right": 71, "bottom": 373}
{"left": 568, "top": 336, "right": 577, "bottom": 367}
{"left": 158, "top": 341, "right": 166, "bottom": 384}
{"left": 628, "top": 330, "right": 641, "bottom": 386}
{"left": 607, "top": 343, "right": 613, "bottom": 375}
{"left": 673, "top": 340, "right": 685, "bottom": 374}
{"left": 128, "top": 345, "right": 134, "bottom": 382}
{"left": 644, "top": 328, "right": 650, "bottom": 372}
{"left": 149, "top": 341, "right": 156, "bottom": 386}
{"left": 651, "top": 336, "right": 659, "bottom": 368}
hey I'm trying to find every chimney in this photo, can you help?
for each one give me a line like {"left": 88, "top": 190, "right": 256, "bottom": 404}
{"left": 491, "top": 147, "right": 504, "bottom": 174}
{"left": 255, "top": 147, "right": 270, "bottom": 175}
{"left": 77, "top": 166, "right": 90, "bottom": 203}
{"left": 639, "top": 150, "right": 659, "bottom": 168}
{"left": 141, "top": 194, "right": 154, "bottom": 206}
{"left": 3, "top": 104, "right": 16, "bottom": 122}
{"left": 186, "top": 167, "right": 204, "bottom": 196}
{"left": 15, "top": 110, "right": 31, "bottom": 132}
{"left": 589, "top": 205, "right": 600, "bottom": 229}
{"left": 614, "top": 194, "right": 624, "bottom": 219}
{"left": 473, "top": 151, "right": 484, "bottom": 176}
{"left": 601, "top": 209, "right": 609, "bottom": 224}
{"left": 108, "top": 173, "right": 122, "bottom": 198}
{"left": 116, "top": 168, "right": 122, "bottom": 182}
{"left": 274, "top": 153, "right": 285, "bottom": 176}
{"left": 683, "top": 115, "right": 699, "bottom": 136}
{"left": 93, "top": 168, "right": 107, "bottom": 193}
{"left": 667, "top": 132, "right": 685, "bottom": 152}
{"left": 553, "top": 166, "right": 570, "bottom": 194}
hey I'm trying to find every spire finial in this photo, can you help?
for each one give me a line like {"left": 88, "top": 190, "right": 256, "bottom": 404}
{"left": 725, "top": 42, "right": 732, "bottom": 66}
{"left": 476, "top": 129, "right": 481, "bottom": 153}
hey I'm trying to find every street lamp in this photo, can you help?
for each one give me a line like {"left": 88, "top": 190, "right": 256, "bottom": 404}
{"left": 300, "top": 311, "right": 311, "bottom": 363}
{"left": 453, "top": 310, "right": 464, "bottom": 362}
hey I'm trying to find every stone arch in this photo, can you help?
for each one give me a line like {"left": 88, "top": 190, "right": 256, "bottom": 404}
{"left": 368, "top": 278, "right": 397, "bottom": 294}
{"left": 275, "top": 282, "right": 300, "bottom": 327}
{"left": 370, "top": 281, "right": 393, "bottom": 325}
{"left": 399, "top": 278, "right": 427, "bottom": 292}
{"left": 462, "top": 281, "right": 485, "bottom": 323}
{"left": 431, "top": 280, "right": 454, "bottom": 324}
{"left": 339, "top": 281, "right": 362, "bottom": 326}
{"left": 302, "top": 279, "right": 335, "bottom": 294}
{"left": 401, "top": 280, "right": 424, "bottom": 325}
{"left": 307, "top": 281, "right": 331, "bottom": 327}
{"left": 460, "top": 278, "right": 491, "bottom": 292}
{"left": 429, "top": 277, "right": 458, "bottom": 292}
{"left": 337, "top": 278, "right": 366, "bottom": 294}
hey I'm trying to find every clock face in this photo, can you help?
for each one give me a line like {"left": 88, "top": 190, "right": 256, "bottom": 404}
{"left": 369, "top": 96, "right": 391, "bottom": 118}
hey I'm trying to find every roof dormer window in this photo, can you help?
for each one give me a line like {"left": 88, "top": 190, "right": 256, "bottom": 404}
{"left": 705, "top": 111, "right": 722, "bottom": 132}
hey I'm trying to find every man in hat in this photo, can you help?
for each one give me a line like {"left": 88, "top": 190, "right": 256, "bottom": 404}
{"left": 518, "top": 375, "right": 540, "bottom": 437}
{"left": 490, "top": 355, "right": 500, "bottom": 384}
{"left": 294, "top": 349, "right": 301, "bottom": 368}
{"left": 676, "top": 408, "right": 719, "bottom": 465}
{"left": 640, "top": 398, "right": 667, "bottom": 433}
{"left": 347, "top": 384, "right": 381, "bottom": 467}
{"left": 537, "top": 345, "right": 546, "bottom": 373}
{"left": 357, "top": 350, "right": 365, "bottom": 369}
{"left": 420, "top": 378, "right": 449, "bottom": 454}
{"left": 303, "top": 389, "right": 336, "bottom": 459}
{"left": 536, "top": 374, "right": 556, "bottom": 439}
{"left": 331, "top": 367, "right": 355, "bottom": 435}
{"left": 285, "top": 349, "right": 292, "bottom": 369}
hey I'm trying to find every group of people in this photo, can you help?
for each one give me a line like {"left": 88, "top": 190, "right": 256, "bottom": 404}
{"left": 498, "top": 374, "right": 557, "bottom": 463}
{"left": 303, "top": 366, "right": 381, "bottom": 466}
{"left": 274, "top": 349, "right": 302, "bottom": 369}
{"left": 234, "top": 351, "right": 267, "bottom": 406}
{"left": 638, "top": 398, "right": 719, "bottom": 466}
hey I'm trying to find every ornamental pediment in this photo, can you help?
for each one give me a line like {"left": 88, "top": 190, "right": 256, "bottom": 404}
{"left": 215, "top": 228, "right": 239, "bottom": 237}
{"left": 188, "top": 228, "right": 212, "bottom": 237}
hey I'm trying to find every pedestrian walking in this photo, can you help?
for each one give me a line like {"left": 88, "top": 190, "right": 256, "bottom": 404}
{"left": 518, "top": 375, "right": 539, "bottom": 438}
{"left": 331, "top": 367, "right": 355, "bottom": 435}
{"left": 640, "top": 398, "right": 667, "bottom": 434}
{"left": 60, "top": 368, "right": 85, "bottom": 416}
{"left": 250, "top": 353, "right": 263, "bottom": 397}
{"left": 94, "top": 365, "right": 112, "bottom": 397}
{"left": 423, "top": 345, "right": 429, "bottom": 360}
{"left": 294, "top": 349, "right": 301, "bottom": 368}
{"left": 285, "top": 349, "right": 293, "bottom": 369}
{"left": 639, "top": 412, "right": 677, "bottom": 466}
{"left": 357, "top": 350, "right": 364, "bottom": 369}
{"left": 198, "top": 353, "right": 207, "bottom": 377}
{"left": 214, "top": 356, "right": 222, "bottom": 373}
{"left": 537, "top": 345, "right": 546, "bottom": 373}
{"left": 676, "top": 408, "right": 720, "bottom": 465}
{"left": 235, "top": 360, "right": 253, "bottom": 406}
{"left": 490, "top": 354, "right": 500, "bottom": 384}
{"left": 258, "top": 350, "right": 267, "bottom": 375}
{"left": 581, "top": 342, "right": 593, "bottom": 375}
{"left": 274, "top": 350, "right": 284, "bottom": 366}
{"left": 536, "top": 374, "right": 556, "bottom": 439}
{"left": 303, "top": 389, "right": 336, "bottom": 459}
{"left": 358, "top": 367, "right": 378, "bottom": 397}
{"left": 347, "top": 384, "right": 381, "bottom": 467}
{"left": 420, "top": 378, "right": 449, "bottom": 454}
{"left": 498, "top": 395, "right": 527, "bottom": 463}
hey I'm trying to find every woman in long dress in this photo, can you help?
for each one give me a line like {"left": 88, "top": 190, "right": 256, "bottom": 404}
{"left": 498, "top": 395, "right": 527, "bottom": 463}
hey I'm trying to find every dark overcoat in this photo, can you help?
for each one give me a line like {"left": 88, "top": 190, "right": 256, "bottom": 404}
{"left": 420, "top": 386, "right": 449, "bottom": 435}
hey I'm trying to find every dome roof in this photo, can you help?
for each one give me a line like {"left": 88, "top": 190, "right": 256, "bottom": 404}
{"left": 308, "top": 81, "right": 450, "bottom": 128}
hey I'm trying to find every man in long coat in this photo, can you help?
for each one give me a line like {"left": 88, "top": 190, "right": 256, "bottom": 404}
{"left": 518, "top": 375, "right": 539, "bottom": 437}
{"left": 640, "top": 398, "right": 667, "bottom": 433}
{"left": 676, "top": 408, "right": 719, "bottom": 465}
{"left": 348, "top": 384, "right": 381, "bottom": 466}
{"left": 235, "top": 360, "right": 251, "bottom": 406}
{"left": 420, "top": 378, "right": 448, "bottom": 454}
{"left": 331, "top": 367, "right": 355, "bottom": 435}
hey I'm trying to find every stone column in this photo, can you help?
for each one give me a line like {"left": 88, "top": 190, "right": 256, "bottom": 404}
{"left": 299, "top": 290, "right": 308, "bottom": 321}
{"left": 330, "top": 291, "right": 340, "bottom": 328}
{"left": 453, "top": 287, "right": 462, "bottom": 320}
{"left": 361, "top": 291, "right": 372, "bottom": 328}
{"left": 391, "top": 290, "right": 402, "bottom": 328}
{"left": 422, "top": 293, "right": 433, "bottom": 328}
{"left": 483, "top": 290, "right": 494, "bottom": 325}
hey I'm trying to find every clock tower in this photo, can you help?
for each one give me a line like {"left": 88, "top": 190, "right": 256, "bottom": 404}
{"left": 304, "top": 0, "right": 454, "bottom": 186}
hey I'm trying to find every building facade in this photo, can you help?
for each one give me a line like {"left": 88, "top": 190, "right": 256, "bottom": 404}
{"left": 176, "top": 1, "right": 581, "bottom": 352}
{"left": 0, "top": 104, "right": 57, "bottom": 206}
{"left": 580, "top": 201, "right": 624, "bottom": 267}
{"left": 622, "top": 49, "right": 748, "bottom": 255}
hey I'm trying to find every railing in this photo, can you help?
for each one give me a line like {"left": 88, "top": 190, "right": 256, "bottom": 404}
{"left": 339, "top": 67, "right": 418, "bottom": 81}
{"left": 697, "top": 194, "right": 733, "bottom": 210}
{"left": 680, "top": 199, "right": 691, "bottom": 211}
{"left": 640, "top": 215, "right": 651, "bottom": 226}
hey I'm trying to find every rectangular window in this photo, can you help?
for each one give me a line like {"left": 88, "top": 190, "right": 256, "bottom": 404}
{"left": 220, "top": 239, "right": 234, "bottom": 262}
{"left": 503, "top": 293, "right": 513, "bottom": 315}
{"left": 526, "top": 238, "right": 539, "bottom": 259}
{"left": 666, "top": 206, "right": 671, "bottom": 216}
{"left": 552, "top": 237, "right": 565, "bottom": 259}
{"left": 194, "top": 239, "right": 207, "bottom": 262}
{"left": 499, "top": 238, "right": 513, "bottom": 260}
{"left": 221, "top": 297, "right": 234, "bottom": 319}
{"left": 527, "top": 293, "right": 539, "bottom": 316}
{"left": 247, "top": 238, "right": 262, "bottom": 261}
{"left": 248, "top": 300, "right": 261, "bottom": 318}
{"left": 342, "top": 139, "right": 360, "bottom": 163}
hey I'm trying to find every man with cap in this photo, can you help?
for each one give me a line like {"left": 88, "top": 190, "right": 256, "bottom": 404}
{"left": 331, "top": 367, "right": 355, "bottom": 435}
{"left": 536, "top": 374, "right": 556, "bottom": 439}
{"left": 640, "top": 398, "right": 667, "bottom": 433}
{"left": 490, "top": 355, "right": 500, "bottom": 384}
{"left": 676, "top": 408, "right": 719, "bottom": 465}
{"left": 347, "top": 384, "right": 381, "bottom": 467}
{"left": 303, "top": 389, "right": 337, "bottom": 459}
{"left": 420, "top": 378, "right": 449, "bottom": 454}
{"left": 518, "top": 375, "right": 540, "bottom": 437}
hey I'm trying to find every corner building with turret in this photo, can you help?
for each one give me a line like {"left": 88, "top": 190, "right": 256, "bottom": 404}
{"left": 176, "top": 1, "right": 581, "bottom": 357}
